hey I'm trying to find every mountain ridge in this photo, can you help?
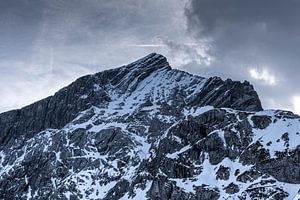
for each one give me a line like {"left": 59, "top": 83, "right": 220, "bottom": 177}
{"left": 0, "top": 53, "right": 262, "bottom": 146}
{"left": 0, "top": 53, "right": 299, "bottom": 200}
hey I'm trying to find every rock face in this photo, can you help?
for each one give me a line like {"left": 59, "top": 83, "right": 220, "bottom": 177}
{"left": 0, "top": 53, "right": 299, "bottom": 200}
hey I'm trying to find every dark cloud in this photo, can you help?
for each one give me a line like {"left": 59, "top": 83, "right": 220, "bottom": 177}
{"left": 184, "top": 0, "right": 300, "bottom": 112}
{"left": 0, "top": 0, "right": 190, "bottom": 112}
{"left": 1, "top": 0, "right": 300, "bottom": 114}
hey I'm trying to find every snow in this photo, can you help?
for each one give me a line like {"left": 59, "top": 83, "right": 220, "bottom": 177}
{"left": 212, "top": 130, "right": 226, "bottom": 145}
{"left": 64, "top": 169, "right": 117, "bottom": 199}
{"left": 26, "top": 186, "right": 33, "bottom": 200}
{"left": 183, "top": 106, "right": 214, "bottom": 117}
{"left": 1, "top": 101, "right": 298, "bottom": 200}
{"left": 0, "top": 145, "right": 27, "bottom": 177}
{"left": 79, "top": 94, "right": 88, "bottom": 99}
{"left": 171, "top": 153, "right": 300, "bottom": 200}
{"left": 131, "top": 134, "right": 151, "bottom": 160}
{"left": 166, "top": 145, "right": 192, "bottom": 159}
{"left": 63, "top": 191, "right": 72, "bottom": 200}
{"left": 93, "top": 84, "right": 101, "bottom": 92}
{"left": 55, "top": 151, "right": 62, "bottom": 163}
{"left": 293, "top": 194, "right": 300, "bottom": 200}
{"left": 1, "top": 58, "right": 299, "bottom": 199}
{"left": 250, "top": 110, "right": 300, "bottom": 157}
{"left": 120, "top": 180, "right": 153, "bottom": 200}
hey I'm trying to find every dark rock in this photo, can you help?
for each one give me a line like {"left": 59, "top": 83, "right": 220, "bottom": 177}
{"left": 189, "top": 77, "right": 263, "bottom": 112}
{"left": 251, "top": 115, "right": 272, "bottom": 129}
{"left": 0, "top": 53, "right": 299, "bottom": 199}
{"left": 216, "top": 165, "right": 230, "bottom": 180}
{"left": 224, "top": 182, "right": 239, "bottom": 194}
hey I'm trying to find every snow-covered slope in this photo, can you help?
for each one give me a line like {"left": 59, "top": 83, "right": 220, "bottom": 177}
{"left": 0, "top": 53, "right": 299, "bottom": 200}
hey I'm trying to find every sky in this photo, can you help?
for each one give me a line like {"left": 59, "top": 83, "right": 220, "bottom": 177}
{"left": 0, "top": 0, "right": 300, "bottom": 114}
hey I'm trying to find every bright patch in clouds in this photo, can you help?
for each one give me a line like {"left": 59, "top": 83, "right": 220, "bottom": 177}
{"left": 249, "top": 68, "right": 277, "bottom": 85}
{"left": 292, "top": 96, "right": 300, "bottom": 115}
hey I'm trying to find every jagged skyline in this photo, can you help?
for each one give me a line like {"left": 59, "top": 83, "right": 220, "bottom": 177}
{"left": 1, "top": 53, "right": 299, "bottom": 198}
{"left": 1, "top": 0, "right": 300, "bottom": 114}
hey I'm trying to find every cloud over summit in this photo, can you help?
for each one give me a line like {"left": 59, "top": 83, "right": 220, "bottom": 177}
{"left": 184, "top": 0, "right": 300, "bottom": 112}
{"left": 0, "top": 0, "right": 299, "bottom": 114}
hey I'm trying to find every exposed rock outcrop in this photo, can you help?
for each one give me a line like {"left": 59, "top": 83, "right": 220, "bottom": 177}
{"left": 0, "top": 53, "right": 299, "bottom": 200}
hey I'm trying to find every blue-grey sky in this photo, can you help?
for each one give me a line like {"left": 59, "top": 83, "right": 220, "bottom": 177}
{"left": 1, "top": 0, "right": 300, "bottom": 114}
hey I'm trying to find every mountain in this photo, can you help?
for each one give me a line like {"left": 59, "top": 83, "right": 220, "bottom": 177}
{"left": 0, "top": 53, "right": 299, "bottom": 200}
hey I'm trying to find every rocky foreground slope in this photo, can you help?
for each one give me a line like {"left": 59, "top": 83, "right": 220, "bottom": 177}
{"left": 0, "top": 53, "right": 299, "bottom": 200}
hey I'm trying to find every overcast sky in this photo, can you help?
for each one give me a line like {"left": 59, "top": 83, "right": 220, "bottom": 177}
{"left": 1, "top": 0, "right": 300, "bottom": 114}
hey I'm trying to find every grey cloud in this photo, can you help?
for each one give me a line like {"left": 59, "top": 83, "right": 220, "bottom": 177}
{"left": 0, "top": 0, "right": 191, "bottom": 112}
{"left": 160, "top": 38, "right": 213, "bottom": 67}
{"left": 184, "top": 0, "right": 300, "bottom": 112}
{"left": 2, "top": 0, "right": 300, "bottom": 114}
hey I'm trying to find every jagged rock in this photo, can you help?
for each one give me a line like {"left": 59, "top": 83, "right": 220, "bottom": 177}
{"left": 188, "top": 77, "right": 263, "bottom": 112}
{"left": 216, "top": 165, "right": 230, "bottom": 180}
{"left": 0, "top": 53, "right": 299, "bottom": 200}
{"left": 224, "top": 182, "right": 240, "bottom": 194}
{"left": 251, "top": 115, "right": 272, "bottom": 129}
{"left": 237, "top": 169, "right": 263, "bottom": 183}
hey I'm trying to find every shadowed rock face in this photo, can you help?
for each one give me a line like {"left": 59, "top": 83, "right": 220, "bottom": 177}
{"left": 0, "top": 53, "right": 262, "bottom": 148}
{"left": 0, "top": 53, "right": 299, "bottom": 200}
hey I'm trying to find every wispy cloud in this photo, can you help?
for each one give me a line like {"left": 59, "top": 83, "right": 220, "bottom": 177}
{"left": 1, "top": 0, "right": 299, "bottom": 115}
{"left": 249, "top": 67, "right": 277, "bottom": 86}
{"left": 184, "top": 0, "right": 300, "bottom": 112}
{"left": 292, "top": 96, "right": 300, "bottom": 115}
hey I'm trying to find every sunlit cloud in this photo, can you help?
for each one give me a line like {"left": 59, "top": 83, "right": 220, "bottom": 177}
{"left": 157, "top": 37, "right": 214, "bottom": 68}
{"left": 292, "top": 96, "right": 300, "bottom": 115}
{"left": 249, "top": 68, "right": 277, "bottom": 86}
{"left": 0, "top": 59, "right": 92, "bottom": 112}
{"left": 1, "top": 0, "right": 300, "bottom": 116}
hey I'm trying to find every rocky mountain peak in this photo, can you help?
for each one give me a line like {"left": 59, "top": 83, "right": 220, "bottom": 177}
{"left": 126, "top": 53, "right": 170, "bottom": 71}
{"left": 0, "top": 53, "right": 262, "bottom": 145}
{"left": 0, "top": 53, "right": 298, "bottom": 199}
